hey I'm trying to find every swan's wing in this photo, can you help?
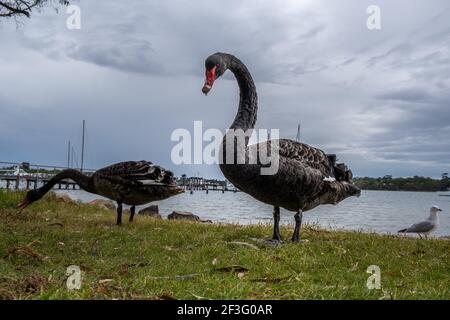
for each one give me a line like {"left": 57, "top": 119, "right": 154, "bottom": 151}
{"left": 273, "top": 139, "right": 354, "bottom": 182}
{"left": 94, "top": 161, "right": 176, "bottom": 186}
{"left": 275, "top": 139, "right": 335, "bottom": 176}
{"left": 406, "top": 221, "right": 435, "bottom": 233}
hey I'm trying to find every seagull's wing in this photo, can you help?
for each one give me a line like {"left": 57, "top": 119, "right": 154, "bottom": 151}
{"left": 406, "top": 220, "right": 435, "bottom": 233}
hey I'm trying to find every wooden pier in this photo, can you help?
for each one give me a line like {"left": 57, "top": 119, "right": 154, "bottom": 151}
{"left": 0, "top": 174, "right": 80, "bottom": 191}
{"left": 0, "top": 161, "right": 94, "bottom": 191}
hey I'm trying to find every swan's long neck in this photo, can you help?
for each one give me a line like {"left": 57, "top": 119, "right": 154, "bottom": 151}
{"left": 37, "top": 169, "right": 94, "bottom": 197}
{"left": 227, "top": 55, "right": 258, "bottom": 132}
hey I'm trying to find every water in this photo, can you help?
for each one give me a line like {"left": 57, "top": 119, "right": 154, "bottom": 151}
{"left": 55, "top": 189, "right": 450, "bottom": 237}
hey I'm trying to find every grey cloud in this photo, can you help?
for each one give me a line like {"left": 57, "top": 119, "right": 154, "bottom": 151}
{"left": 66, "top": 40, "right": 163, "bottom": 75}
{"left": 297, "top": 25, "right": 326, "bottom": 41}
{"left": 366, "top": 43, "right": 414, "bottom": 67}
{"left": 376, "top": 88, "right": 433, "bottom": 103}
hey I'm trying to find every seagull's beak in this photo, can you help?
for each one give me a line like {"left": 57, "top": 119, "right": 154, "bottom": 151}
{"left": 438, "top": 208, "right": 442, "bottom": 211}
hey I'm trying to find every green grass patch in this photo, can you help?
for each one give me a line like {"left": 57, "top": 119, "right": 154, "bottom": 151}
{"left": 0, "top": 190, "right": 448, "bottom": 299}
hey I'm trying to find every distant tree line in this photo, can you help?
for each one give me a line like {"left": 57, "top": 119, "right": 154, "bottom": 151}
{"left": 354, "top": 173, "right": 450, "bottom": 192}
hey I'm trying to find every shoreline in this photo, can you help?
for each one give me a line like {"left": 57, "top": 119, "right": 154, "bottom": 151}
{"left": 3, "top": 189, "right": 450, "bottom": 238}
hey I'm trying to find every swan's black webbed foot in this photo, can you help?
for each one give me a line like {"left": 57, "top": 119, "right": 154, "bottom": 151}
{"left": 291, "top": 210, "right": 303, "bottom": 243}
{"left": 116, "top": 202, "right": 123, "bottom": 226}
{"left": 129, "top": 205, "right": 135, "bottom": 222}
{"left": 264, "top": 237, "right": 283, "bottom": 245}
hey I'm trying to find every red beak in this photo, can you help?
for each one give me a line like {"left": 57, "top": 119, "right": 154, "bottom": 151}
{"left": 18, "top": 198, "right": 30, "bottom": 212}
{"left": 202, "top": 66, "right": 217, "bottom": 95}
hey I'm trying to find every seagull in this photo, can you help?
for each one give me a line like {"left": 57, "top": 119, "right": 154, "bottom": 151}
{"left": 398, "top": 205, "right": 443, "bottom": 238}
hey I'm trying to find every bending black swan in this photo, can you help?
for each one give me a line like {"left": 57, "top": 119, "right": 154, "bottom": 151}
{"left": 18, "top": 161, "right": 184, "bottom": 225}
{"left": 202, "top": 52, "right": 360, "bottom": 242}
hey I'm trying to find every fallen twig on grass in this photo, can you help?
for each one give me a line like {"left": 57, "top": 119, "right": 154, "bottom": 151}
{"left": 147, "top": 273, "right": 200, "bottom": 280}
{"left": 3, "top": 240, "right": 46, "bottom": 261}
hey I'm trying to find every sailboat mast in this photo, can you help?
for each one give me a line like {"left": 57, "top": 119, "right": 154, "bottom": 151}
{"left": 67, "top": 141, "right": 71, "bottom": 168}
{"left": 81, "top": 120, "right": 85, "bottom": 173}
{"left": 296, "top": 123, "right": 301, "bottom": 142}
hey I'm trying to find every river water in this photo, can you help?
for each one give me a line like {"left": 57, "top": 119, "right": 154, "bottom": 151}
{"left": 54, "top": 189, "right": 450, "bottom": 237}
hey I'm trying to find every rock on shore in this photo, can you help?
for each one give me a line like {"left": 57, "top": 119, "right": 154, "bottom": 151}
{"left": 167, "top": 211, "right": 212, "bottom": 223}
{"left": 89, "top": 199, "right": 116, "bottom": 210}
{"left": 139, "top": 205, "right": 161, "bottom": 219}
{"left": 168, "top": 211, "right": 201, "bottom": 221}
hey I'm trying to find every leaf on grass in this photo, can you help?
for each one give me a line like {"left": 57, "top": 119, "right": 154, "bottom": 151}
{"left": 191, "top": 292, "right": 209, "bottom": 300}
{"left": 215, "top": 265, "right": 249, "bottom": 273}
{"left": 96, "top": 286, "right": 109, "bottom": 295}
{"left": 47, "top": 223, "right": 64, "bottom": 228}
{"left": 99, "top": 279, "right": 114, "bottom": 284}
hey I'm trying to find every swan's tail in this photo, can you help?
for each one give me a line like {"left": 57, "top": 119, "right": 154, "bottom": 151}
{"left": 327, "top": 154, "right": 354, "bottom": 182}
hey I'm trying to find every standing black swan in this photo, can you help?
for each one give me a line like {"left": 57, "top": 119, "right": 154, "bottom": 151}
{"left": 18, "top": 161, "right": 184, "bottom": 225}
{"left": 202, "top": 52, "right": 360, "bottom": 242}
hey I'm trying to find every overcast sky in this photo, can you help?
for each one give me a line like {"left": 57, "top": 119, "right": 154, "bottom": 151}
{"left": 1, "top": 0, "right": 449, "bottom": 178}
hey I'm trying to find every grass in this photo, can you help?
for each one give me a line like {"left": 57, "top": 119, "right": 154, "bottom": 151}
{"left": 0, "top": 190, "right": 449, "bottom": 300}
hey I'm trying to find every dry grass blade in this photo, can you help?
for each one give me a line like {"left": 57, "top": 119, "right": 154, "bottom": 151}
{"left": 227, "top": 241, "right": 260, "bottom": 250}
{"left": 3, "top": 245, "right": 45, "bottom": 261}
{"left": 147, "top": 273, "right": 200, "bottom": 280}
